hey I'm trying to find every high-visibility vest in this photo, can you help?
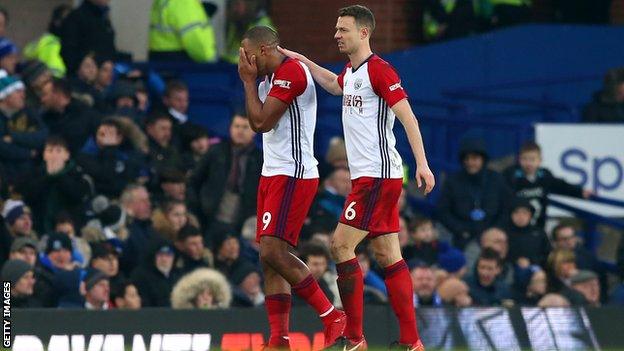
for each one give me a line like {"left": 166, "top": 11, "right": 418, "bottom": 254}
{"left": 23, "top": 33, "right": 66, "bottom": 77}
{"left": 223, "top": 15, "right": 274, "bottom": 64}
{"left": 423, "top": 0, "right": 457, "bottom": 40}
{"left": 149, "top": 0, "right": 217, "bottom": 63}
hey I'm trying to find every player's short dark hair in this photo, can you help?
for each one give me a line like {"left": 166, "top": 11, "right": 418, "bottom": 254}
{"left": 519, "top": 141, "right": 541, "bottom": 155}
{"left": 551, "top": 222, "right": 576, "bottom": 241}
{"left": 51, "top": 77, "right": 72, "bottom": 98}
{"left": 299, "top": 242, "right": 331, "bottom": 263}
{"left": 45, "top": 135, "right": 69, "bottom": 151}
{"left": 164, "top": 79, "right": 188, "bottom": 97}
{"left": 338, "top": 5, "right": 376, "bottom": 32}
{"left": 478, "top": 248, "right": 503, "bottom": 267}
{"left": 242, "top": 26, "right": 280, "bottom": 46}
{"left": 177, "top": 224, "right": 202, "bottom": 242}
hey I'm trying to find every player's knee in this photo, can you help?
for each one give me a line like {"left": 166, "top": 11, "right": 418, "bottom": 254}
{"left": 372, "top": 249, "right": 395, "bottom": 267}
{"left": 330, "top": 238, "right": 353, "bottom": 260}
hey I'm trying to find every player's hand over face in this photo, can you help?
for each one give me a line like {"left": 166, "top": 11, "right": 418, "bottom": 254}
{"left": 277, "top": 46, "right": 306, "bottom": 62}
{"left": 416, "top": 164, "right": 435, "bottom": 195}
{"left": 238, "top": 48, "right": 258, "bottom": 83}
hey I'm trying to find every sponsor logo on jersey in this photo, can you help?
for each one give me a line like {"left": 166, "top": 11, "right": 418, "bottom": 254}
{"left": 354, "top": 78, "right": 363, "bottom": 90}
{"left": 389, "top": 82, "right": 402, "bottom": 91}
{"left": 274, "top": 79, "right": 291, "bottom": 89}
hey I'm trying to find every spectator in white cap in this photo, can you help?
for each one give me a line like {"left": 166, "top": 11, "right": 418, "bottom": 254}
{"left": 0, "top": 69, "right": 49, "bottom": 180}
{"left": 2, "top": 199, "right": 37, "bottom": 241}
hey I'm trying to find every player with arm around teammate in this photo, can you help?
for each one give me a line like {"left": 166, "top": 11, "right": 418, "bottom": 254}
{"left": 237, "top": 26, "right": 346, "bottom": 350}
{"left": 279, "top": 5, "right": 434, "bottom": 351}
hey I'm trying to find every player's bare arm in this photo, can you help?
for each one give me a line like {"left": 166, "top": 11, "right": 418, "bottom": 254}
{"left": 238, "top": 48, "right": 289, "bottom": 133}
{"left": 278, "top": 46, "right": 343, "bottom": 96}
{"left": 392, "top": 98, "right": 435, "bottom": 195}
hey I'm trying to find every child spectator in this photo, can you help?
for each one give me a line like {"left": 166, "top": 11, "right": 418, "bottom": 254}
{"left": 503, "top": 141, "right": 591, "bottom": 229}
{"left": 170, "top": 268, "right": 231, "bottom": 309}
{"left": 111, "top": 280, "right": 142, "bottom": 310}
{"left": 402, "top": 217, "right": 442, "bottom": 265}
{"left": 152, "top": 200, "right": 200, "bottom": 242}
{"left": 505, "top": 198, "right": 551, "bottom": 267}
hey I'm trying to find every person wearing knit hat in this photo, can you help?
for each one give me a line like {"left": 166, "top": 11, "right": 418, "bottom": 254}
{"left": 9, "top": 237, "right": 39, "bottom": 266}
{"left": 1, "top": 259, "right": 40, "bottom": 308}
{"left": 230, "top": 260, "right": 264, "bottom": 307}
{"left": 0, "top": 69, "right": 23, "bottom": 100}
{"left": 81, "top": 268, "right": 111, "bottom": 310}
{"left": 505, "top": 196, "right": 551, "bottom": 267}
{"left": 0, "top": 37, "right": 18, "bottom": 74}
{"left": 19, "top": 60, "right": 52, "bottom": 107}
{"left": 437, "top": 247, "right": 467, "bottom": 278}
{"left": 2, "top": 199, "right": 36, "bottom": 240}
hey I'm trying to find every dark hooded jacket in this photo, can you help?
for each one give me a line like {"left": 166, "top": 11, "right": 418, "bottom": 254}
{"left": 130, "top": 239, "right": 181, "bottom": 307}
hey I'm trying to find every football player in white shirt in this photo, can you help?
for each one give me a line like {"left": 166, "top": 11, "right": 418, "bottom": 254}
{"left": 279, "top": 5, "right": 434, "bottom": 351}
{"left": 237, "top": 26, "right": 346, "bottom": 349}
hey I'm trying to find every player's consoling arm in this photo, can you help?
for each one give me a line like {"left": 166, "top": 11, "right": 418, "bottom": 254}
{"left": 392, "top": 99, "right": 436, "bottom": 194}
{"left": 278, "top": 46, "right": 342, "bottom": 96}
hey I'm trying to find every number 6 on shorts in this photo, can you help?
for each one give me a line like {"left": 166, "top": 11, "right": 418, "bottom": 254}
{"left": 262, "top": 212, "right": 272, "bottom": 230}
{"left": 345, "top": 201, "right": 357, "bottom": 220}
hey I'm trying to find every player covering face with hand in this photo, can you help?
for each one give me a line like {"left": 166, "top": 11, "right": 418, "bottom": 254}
{"left": 237, "top": 26, "right": 346, "bottom": 350}
{"left": 278, "top": 5, "right": 434, "bottom": 351}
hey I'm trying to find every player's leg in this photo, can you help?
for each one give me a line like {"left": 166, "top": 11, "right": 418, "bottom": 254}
{"left": 370, "top": 234, "right": 423, "bottom": 350}
{"left": 331, "top": 223, "right": 368, "bottom": 344}
{"left": 262, "top": 259, "right": 291, "bottom": 349}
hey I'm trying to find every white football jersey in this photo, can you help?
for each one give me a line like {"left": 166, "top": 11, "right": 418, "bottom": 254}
{"left": 338, "top": 54, "right": 408, "bottom": 179}
{"left": 258, "top": 58, "right": 319, "bottom": 179}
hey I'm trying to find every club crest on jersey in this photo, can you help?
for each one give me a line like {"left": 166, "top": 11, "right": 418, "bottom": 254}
{"left": 274, "top": 79, "right": 291, "bottom": 89}
{"left": 389, "top": 82, "right": 402, "bottom": 91}
{"left": 354, "top": 78, "right": 363, "bottom": 90}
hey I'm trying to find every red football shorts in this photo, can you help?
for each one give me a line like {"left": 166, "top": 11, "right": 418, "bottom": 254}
{"left": 256, "top": 175, "right": 319, "bottom": 247}
{"left": 339, "top": 177, "right": 402, "bottom": 237}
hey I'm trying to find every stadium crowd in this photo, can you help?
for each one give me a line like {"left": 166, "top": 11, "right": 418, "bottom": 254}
{"left": 1, "top": 0, "right": 623, "bottom": 312}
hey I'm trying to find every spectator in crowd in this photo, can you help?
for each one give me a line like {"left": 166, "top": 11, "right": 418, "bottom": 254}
{"left": 505, "top": 198, "right": 551, "bottom": 267}
{"left": 2, "top": 200, "right": 38, "bottom": 242}
{"left": 17, "top": 136, "right": 92, "bottom": 234}
{"left": 162, "top": 80, "right": 191, "bottom": 137}
{"left": 0, "top": 71, "right": 48, "bottom": 180}
{"left": 545, "top": 248, "right": 587, "bottom": 305}
{"left": 295, "top": 242, "right": 335, "bottom": 305}
{"left": 1, "top": 259, "right": 39, "bottom": 308}
{"left": 36, "top": 232, "right": 80, "bottom": 307}
{"left": 214, "top": 233, "right": 248, "bottom": 280}
{"left": 230, "top": 262, "right": 264, "bottom": 307}
{"left": 189, "top": 114, "right": 261, "bottom": 235}
{"left": 108, "top": 80, "right": 141, "bottom": 123}
{"left": 111, "top": 280, "right": 141, "bottom": 309}
{"left": 239, "top": 216, "right": 259, "bottom": 265}
{"left": 54, "top": 214, "right": 92, "bottom": 267}
{"left": 570, "top": 270, "right": 601, "bottom": 306}
{"left": 94, "top": 56, "right": 114, "bottom": 95}
{"left": 20, "top": 60, "right": 53, "bottom": 109}
{"left": 180, "top": 125, "right": 211, "bottom": 174}
{"left": 0, "top": 7, "right": 7, "bottom": 37}
{"left": 170, "top": 268, "right": 232, "bottom": 309}
{"left": 121, "top": 185, "right": 158, "bottom": 273}
{"left": 403, "top": 217, "right": 442, "bottom": 265}
{"left": 69, "top": 52, "right": 102, "bottom": 108}
{"left": 23, "top": 5, "right": 71, "bottom": 77}
{"left": 223, "top": 0, "right": 274, "bottom": 63}
{"left": 410, "top": 264, "right": 443, "bottom": 307}
{"left": 131, "top": 240, "right": 180, "bottom": 307}
{"left": 357, "top": 247, "right": 388, "bottom": 303}
{"left": 89, "top": 241, "right": 124, "bottom": 287}
{"left": 321, "top": 136, "right": 349, "bottom": 178}
{"left": 308, "top": 166, "right": 351, "bottom": 230}
{"left": 152, "top": 200, "right": 199, "bottom": 242}
{"left": 438, "top": 138, "right": 511, "bottom": 249}
{"left": 583, "top": 66, "right": 624, "bottom": 123}
{"left": 0, "top": 38, "right": 18, "bottom": 74}
{"left": 437, "top": 246, "right": 467, "bottom": 279}
{"left": 465, "top": 248, "right": 513, "bottom": 306}
{"left": 81, "top": 196, "right": 128, "bottom": 244}
{"left": 174, "top": 224, "right": 213, "bottom": 275}
{"left": 465, "top": 227, "right": 514, "bottom": 284}
{"left": 422, "top": 0, "right": 476, "bottom": 41}
{"left": 504, "top": 141, "right": 590, "bottom": 229}
{"left": 81, "top": 268, "right": 110, "bottom": 310}
{"left": 514, "top": 268, "right": 547, "bottom": 306}
{"left": 154, "top": 169, "right": 187, "bottom": 205}
{"left": 148, "top": 0, "right": 217, "bottom": 63}
{"left": 8, "top": 237, "right": 39, "bottom": 267}
{"left": 77, "top": 118, "right": 144, "bottom": 198}
{"left": 537, "top": 293, "right": 571, "bottom": 308}
{"left": 437, "top": 277, "right": 472, "bottom": 307}
{"left": 145, "top": 111, "right": 183, "bottom": 175}
{"left": 40, "top": 78, "right": 101, "bottom": 154}
{"left": 60, "top": 0, "right": 126, "bottom": 75}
